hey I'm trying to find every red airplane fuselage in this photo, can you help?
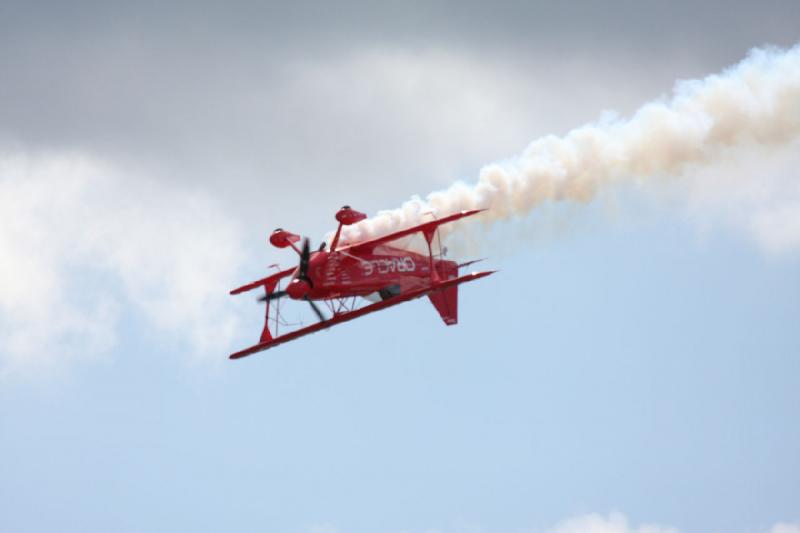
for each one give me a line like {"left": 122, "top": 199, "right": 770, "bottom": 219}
{"left": 286, "top": 244, "right": 458, "bottom": 301}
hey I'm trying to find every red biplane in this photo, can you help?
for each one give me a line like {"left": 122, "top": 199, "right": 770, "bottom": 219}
{"left": 229, "top": 206, "right": 494, "bottom": 359}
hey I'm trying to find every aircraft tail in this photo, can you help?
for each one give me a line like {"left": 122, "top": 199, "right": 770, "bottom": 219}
{"left": 428, "top": 260, "right": 459, "bottom": 325}
{"left": 428, "top": 286, "right": 458, "bottom": 325}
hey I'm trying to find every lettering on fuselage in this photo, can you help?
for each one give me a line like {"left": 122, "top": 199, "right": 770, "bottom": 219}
{"left": 361, "top": 257, "right": 416, "bottom": 276}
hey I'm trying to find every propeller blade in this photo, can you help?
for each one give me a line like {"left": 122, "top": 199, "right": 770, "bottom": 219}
{"left": 258, "top": 237, "right": 314, "bottom": 305}
{"left": 304, "top": 296, "right": 325, "bottom": 322}
{"left": 257, "top": 290, "right": 287, "bottom": 303}
{"left": 298, "top": 237, "right": 311, "bottom": 280}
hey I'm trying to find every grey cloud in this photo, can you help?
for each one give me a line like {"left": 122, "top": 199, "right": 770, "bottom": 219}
{"left": 1, "top": 0, "right": 798, "bottom": 232}
{"left": 4, "top": 1, "right": 798, "bottom": 55}
{"left": 4, "top": 0, "right": 797, "bottom": 150}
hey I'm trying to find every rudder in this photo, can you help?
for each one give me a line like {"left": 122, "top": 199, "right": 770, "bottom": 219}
{"left": 429, "top": 259, "right": 460, "bottom": 326}
{"left": 428, "top": 285, "right": 458, "bottom": 325}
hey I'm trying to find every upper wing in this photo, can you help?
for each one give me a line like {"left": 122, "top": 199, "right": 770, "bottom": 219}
{"left": 339, "top": 208, "right": 485, "bottom": 254}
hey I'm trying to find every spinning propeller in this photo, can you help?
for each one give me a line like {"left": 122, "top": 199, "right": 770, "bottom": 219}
{"left": 258, "top": 237, "right": 325, "bottom": 322}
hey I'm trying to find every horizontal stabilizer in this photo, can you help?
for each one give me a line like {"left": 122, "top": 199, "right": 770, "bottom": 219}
{"left": 458, "top": 258, "right": 485, "bottom": 269}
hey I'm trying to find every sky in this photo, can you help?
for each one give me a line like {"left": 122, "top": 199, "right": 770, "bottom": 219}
{"left": 1, "top": 2, "right": 799, "bottom": 532}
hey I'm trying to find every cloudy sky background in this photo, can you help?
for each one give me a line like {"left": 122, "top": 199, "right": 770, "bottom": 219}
{"left": 1, "top": 1, "right": 798, "bottom": 532}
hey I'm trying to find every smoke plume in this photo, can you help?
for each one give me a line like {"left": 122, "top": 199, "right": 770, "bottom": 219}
{"left": 340, "top": 44, "right": 800, "bottom": 249}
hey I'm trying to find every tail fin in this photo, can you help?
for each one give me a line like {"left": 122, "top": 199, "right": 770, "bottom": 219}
{"left": 428, "top": 285, "right": 458, "bottom": 325}
{"left": 429, "top": 260, "right": 459, "bottom": 325}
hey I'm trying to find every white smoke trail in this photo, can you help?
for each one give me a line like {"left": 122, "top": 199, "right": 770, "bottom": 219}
{"left": 340, "top": 44, "right": 800, "bottom": 249}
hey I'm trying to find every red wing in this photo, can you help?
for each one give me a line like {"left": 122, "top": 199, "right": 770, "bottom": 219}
{"left": 339, "top": 208, "right": 485, "bottom": 254}
{"left": 229, "top": 269, "right": 495, "bottom": 359}
{"left": 230, "top": 267, "right": 295, "bottom": 295}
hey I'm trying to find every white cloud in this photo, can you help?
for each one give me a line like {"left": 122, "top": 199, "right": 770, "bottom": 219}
{"left": 0, "top": 148, "right": 246, "bottom": 377}
{"left": 304, "top": 515, "right": 800, "bottom": 533}
{"left": 545, "top": 513, "right": 678, "bottom": 533}
{"left": 770, "top": 524, "right": 800, "bottom": 533}
{"left": 543, "top": 514, "right": 800, "bottom": 533}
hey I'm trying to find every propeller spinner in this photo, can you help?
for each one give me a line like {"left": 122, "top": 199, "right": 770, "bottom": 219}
{"left": 258, "top": 237, "right": 325, "bottom": 321}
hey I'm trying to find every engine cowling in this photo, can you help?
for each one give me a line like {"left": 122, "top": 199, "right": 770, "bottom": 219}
{"left": 286, "top": 278, "right": 311, "bottom": 299}
{"left": 269, "top": 228, "right": 301, "bottom": 248}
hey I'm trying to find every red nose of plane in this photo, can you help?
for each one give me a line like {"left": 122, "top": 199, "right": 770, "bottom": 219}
{"left": 286, "top": 278, "right": 311, "bottom": 299}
